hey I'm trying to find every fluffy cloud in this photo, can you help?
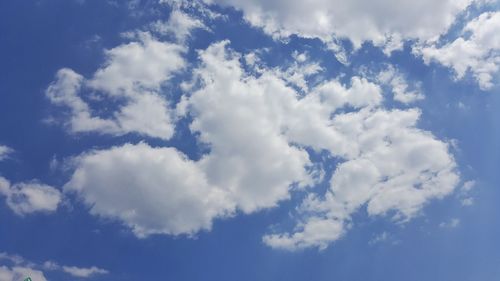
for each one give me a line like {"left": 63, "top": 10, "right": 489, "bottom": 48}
{"left": 0, "top": 177, "right": 62, "bottom": 215}
{"left": 264, "top": 108, "right": 458, "bottom": 250}
{"left": 377, "top": 65, "right": 425, "bottom": 104}
{"left": 0, "top": 252, "right": 108, "bottom": 280}
{"left": 151, "top": 9, "right": 208, "bottom": 42}
{"left": 43, "top": 261, "right": 108, "bottom": 278}
{"left": 65, "top": 142, "right": 233, "bottom": 237}
{"left": 417, "top": 11, "right": 500, "bottom": 90}
{"left": 61, "top": 266, "right": 108, "bottom": 278}
{"left": 46, "top": 32, "right": 185, "bottom": 140}
{"left": 64, "top": 41, "right": 459, "bottom": 249}
{"left": 0, "top": 266, "right": 47, "bottom": 281}
{"left": 205, "top": 0, "right": 475, "bottom": 50}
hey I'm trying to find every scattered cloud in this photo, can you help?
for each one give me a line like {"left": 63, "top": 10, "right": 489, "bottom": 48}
{"left": 0, "top": 252, "right": 108, "bottom": 280}
{"left": 43, "top": 261, "right": 108, "bottom": 278}
{"left": 458, "top": 180, "right": 476, "bottom": 207}
{"left": 462, "top": 180, "right": 476, "bottom": 192}
{"left": 61, "top": 40, "right": 459, "bottom": 250}
{"left": 205, "top": 0, "right": 477, "bottom": 53}
{"left": 461, "top": 197, "right": 474, "bottom": 206}
{"left": 439, "top": 218, "right": 461, "bottom": 228}
{"left": 151, "top": 9, "right": 208, "bottom": 42}
{"left": 377, "top": 65, "right": 425, "bottom": 104}
{"left": 46, "top": 32, "right": 186, "bottom": 140}
{"left": 416, "top": 11, "right": 500, "bottom": 90}
{"left": 0, "top": 177, "right": 62, "bottom": 216}
{"left": 62, "top": 266, "right": 109, "bottom": 278}
{"left": 0, "top": 145, "right": 13, "bottom": 161}
{"left": 369, "top": 231, "right": 388, "bottom": 245}
{"left": 0, "top": 266, "right": 47, "bottom": 281}
{"left": 65, "top": 142, "right": 233, "bottom": 237}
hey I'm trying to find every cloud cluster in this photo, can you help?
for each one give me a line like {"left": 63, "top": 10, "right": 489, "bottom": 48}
{"left": 416, "top": 11, "right": 500, "bottom": 90}
{"left": 0, "top": 252, "right": 108, "bottom": 280}
{"left": 60, "top": 40, "right": 459, "bottom": 250}
{"left": 46, "top": 32, "right": 186, "bottom": 140}
{"left": 205, "top": 0, "right": 476, "bottom": 51}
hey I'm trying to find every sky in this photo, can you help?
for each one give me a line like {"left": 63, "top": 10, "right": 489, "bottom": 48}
{"left": 0, "top": 0, "right": 499, "bottom": 280}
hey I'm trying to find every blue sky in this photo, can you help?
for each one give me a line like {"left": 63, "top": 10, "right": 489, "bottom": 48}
{"left": 0, "top": 0, "right": 499, "bottom": 280}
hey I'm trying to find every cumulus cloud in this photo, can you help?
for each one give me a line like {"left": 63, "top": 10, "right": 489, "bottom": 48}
{"left": 0, "top": 266, "right": 47, "bottom": 281}
{"left": 63, "top": 40, "right": 459, "bottom": 250}
{"left": 46, "top": 32, "right": 185, "bottom": 140}
{"left": 416, "top": 11, "right": 500, "bottom": 90}
{"left": 0, "top": 177, "right": 62, "bottom": 215}
{"left": 65, "top": 142, "right": 233, "bottom": 237}
{"left": 264, "top": 107, "right": 458, "bottom": 250}
{"left": 205, "top": 0, "right": 475, "bottom": 51}
{"left": 0, "top": 252, "right": 108, "bottom": 280}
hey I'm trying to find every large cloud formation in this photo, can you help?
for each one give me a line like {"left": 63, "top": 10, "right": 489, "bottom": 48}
{"left": 57, "top": 38, "right": 459, "bottom": 249}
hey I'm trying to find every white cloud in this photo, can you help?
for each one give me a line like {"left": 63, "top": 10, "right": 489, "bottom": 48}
{"left": 0, "top": 252, "right": 108, "bottom": 280}
{"left": 417, "top": 11, "right": 500, "bottom": 90}
{"left": 88, "top": 32, "right": 185, "bottom": 96}
{"left": 64, "top": 41, "right": 459, "bottom": 249}
{"left": 439, "top": 218, "right": 461, "bottom": 228}
{"left": 368, "top": 231, "right": 389, "bottom": 245}
{"left": 458, "top": 180, "right": 476, "bottom": 206}
{"left": 61, "top": 266, "right": 108, "bottom": 278}
{"left": 151, "top": 9, "right": 207, "bottom": 42}
{"left": 461, "top": 197, "right": 474, "bottom": 206}
{"left": 0, "top": 145, "right": 13, "bottom": 161}
{"left": 44, "top": 261, "right": 108, "bottom": 278}
{"left": 377, "top": 65, "right": 425, "bottom": 104}
{"left": 46, "top": 32, "right": 185, "bottom": 140}
{"left": 185, "top": 41, "right": 314, "bottom": 212}
{"left": 264, "top": 107, "right": 458, "bottom": 249}
{"left": 462, "top": 180, "right": 476, "bottom": 192}
{"left": 0, "top": 266, "right": 47, "bottom": 281}
{"left": 205, "top": 0, "right": 475, "bottom": 51}
{"left": 263, "top": 218, "right": 345, "bottom": 251}
{"left": 65, "top": 142, "right": 234, "bottom": 237}
{"left": 272, "top": 51, "right": 323, "bottom": 92}
{"left": 0, "top": 177, "right": 62, "bottom": 215}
